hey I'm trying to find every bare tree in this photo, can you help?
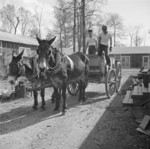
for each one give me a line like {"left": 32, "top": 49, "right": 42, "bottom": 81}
{"left": 73, "top": 0, "right": 77, "bottom": 52}
{"left": 127, "top": 25, "right": 137, "bottom": 46}
{"left": 34, "top": 6, "right": 43, "bottom": 38}
{"left": 54, "top": 0, "right": 72, "bottom": 50}
{"left": 53, "top": 0, "right": 106, "bottom": 52}
{"left": 29, "top": 27, "right": 39, "bottom": 38}
{"left": 134, "top": 26, "right": 143, "bottom": 46}
{"left": 81, "top": 0, "right": 86, "bottom": 54}
{"left": 18, "top": 7, "right": 34, "bottom": 36}
{"left": 0, "top": 4, "right": 20, "bottom": 34}
{"left": 127, "top": 25, "right": 143, "bottom": 46}
{"left": 106, "top": 13, "right": 124, "bottom": 47}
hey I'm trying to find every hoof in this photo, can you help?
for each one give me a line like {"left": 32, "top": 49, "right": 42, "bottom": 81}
{"left": 82, "top": 99, "right": 86, "bottom": 103}
{"left": 54, "top": 107, "right": 59, "bottom": 112}
{"left": 32, "top": 106, "right": 38, "bottom": 110}
{"left": 62, "top": 110, "right": 66, "bottom": 115}
{"left": 51, "top": 100, "right": 55, "bottom": 104}
{"left": 41, "top": 105, "right": 46, "bottom": 111}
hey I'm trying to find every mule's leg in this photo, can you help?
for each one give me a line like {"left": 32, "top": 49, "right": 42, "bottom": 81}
{"left": 82, "top": 82, "right": 87, "bottom": 102}
{"left": 78, "top": 80, "right": 83, "bottom": 102}
{"left": 54, "top": 87, "right": 60, "bottom": 111}
{"left": 33, "top": 91, "right": 38, "bottom": 110}
{"left": 51, "top": 88, "right": 56, "bottom": 104}
{"left": 62, "top": 83, "right": 67, "bottom": 113}
{"left": 40, "top": 88, "right": 46, "bottom": 110}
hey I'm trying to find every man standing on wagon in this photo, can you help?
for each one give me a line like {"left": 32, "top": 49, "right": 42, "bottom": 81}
{"left": 98, "top": 25, "right": 112, "bottom": 67}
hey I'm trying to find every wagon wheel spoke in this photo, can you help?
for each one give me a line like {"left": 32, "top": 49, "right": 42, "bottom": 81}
{"left": 105, "top": 68, "right": 116, "bottom": 98}
{"left": 67, "top": 82, "right": 79, "bottom": 96}
{"left": 115, "top": 62, "right": 122, "bottom": 92}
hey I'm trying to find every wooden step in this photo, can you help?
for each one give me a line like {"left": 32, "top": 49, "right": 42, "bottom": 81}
{"left": 131, "top": 85, "right": 143, "bottom": 99}
{"left": 142, "top": 83, "right": 150, "bottom": 94}
{"left": 139, "top": 115, "right": 150, "bottom": 130}
{"left": 122, "top": 90, "right": 133, "bottom": 105}
{"left": 142, "top": 69, "right": 149, "bottom": 72}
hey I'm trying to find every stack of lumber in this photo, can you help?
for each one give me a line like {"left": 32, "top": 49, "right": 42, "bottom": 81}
{"left": 123, "top": 68, "right": 150, "bottom": 106}
{"left": 136, "top": 115, "right": 150, "bottom": 136}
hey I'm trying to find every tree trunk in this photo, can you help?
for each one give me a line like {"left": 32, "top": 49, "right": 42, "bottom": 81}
{"left": 130, "top": 36, "right": 133, "bottom": 47}
{"left": 73, "top": 0, "right": 76, "bottom": 52}
{"left": 60, "top": 33, "right": 62, "bottom": 52}
{"left": 113, "top": 27, "right": 116, "bottom": 47}
{"left": 81, "top": 0, "right": 86, "bottom": 54}
{"left": 77, "top": 9, "right": 81, "bottom": 52}
{"left": 64, "top": 26, "right": 67, "bottom": 47}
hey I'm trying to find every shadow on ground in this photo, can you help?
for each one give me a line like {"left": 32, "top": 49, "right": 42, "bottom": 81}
{"left": 0, "top": 86, "right": 108, "bottom": 135}
{"left": 78, "top": 75, "right": 150, "bottom": 149}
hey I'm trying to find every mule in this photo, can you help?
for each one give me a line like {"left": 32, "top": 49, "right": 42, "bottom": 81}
{"left": 36, "top": 36, "right": 89, "bottom": 113}
{"left": 8, "top": 50, "right": 54, "bottom": 110}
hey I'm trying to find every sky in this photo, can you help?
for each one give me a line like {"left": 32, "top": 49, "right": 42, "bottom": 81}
{"left": 103, "top": 0, "right": 150, "bottom": 45}
{"left": 0, "top": 0, "right": 150, "bottom": 46}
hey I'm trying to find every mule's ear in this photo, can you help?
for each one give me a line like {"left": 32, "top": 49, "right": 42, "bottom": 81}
{"left": 17, "top": 50, "right": 24, "bottom": 61}
{"left": 48, "top": 36, "right": 56, "bottom": 45}
{"left": 36, "top": 35, "right": 41, "bottom": 44}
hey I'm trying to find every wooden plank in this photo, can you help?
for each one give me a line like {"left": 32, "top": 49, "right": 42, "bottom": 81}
{"left": 142, "top": 84, "right": 148, "bottom": 93}
{"left": 123, "top": 90, "right": 132, "bottom": 105}
{"left": 128, "top": 97, "right": 133, "bottom": 104}
{"left": 138, "top": 85, "right": 143, "bottom": 96}
{"left": 131, "top": 86, "right": 139, "bottom": 96}
{"left": 139, "top": 115, "right": 150, "bottom": 130}
{"left": 136, "top": 127, "right": 150, "bottom": 136}
{"left": 131, "top": 85, "right": 143, "bottom": 99}
{"left": 142, "top": 69, "right": 149, "bottom": 73}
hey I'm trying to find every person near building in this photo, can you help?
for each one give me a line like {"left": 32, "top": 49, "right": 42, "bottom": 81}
{"left": 98, "top": 25, "right": 112, "bottom": 66}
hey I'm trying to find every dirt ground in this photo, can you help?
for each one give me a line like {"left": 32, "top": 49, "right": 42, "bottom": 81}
{"left": 0, "top": 69, "right": 150, "bottom": 149}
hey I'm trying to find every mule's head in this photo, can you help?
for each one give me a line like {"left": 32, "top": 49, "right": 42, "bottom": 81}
{"left": 36, "top": 36, "right": 56, "bottom": 70}
{"left": 8, "top": 50, "right": 24, "bottom": 85}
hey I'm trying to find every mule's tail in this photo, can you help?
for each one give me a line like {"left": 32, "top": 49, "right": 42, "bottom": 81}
{"left": 75, "top": 51, "right": 89, "bottom": 65}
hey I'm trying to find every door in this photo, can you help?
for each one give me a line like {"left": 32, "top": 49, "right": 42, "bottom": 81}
{"left": 121, "top": 56, "right": 130, "bottom": 68}
{"left": 143, "top": 56, "right": 149, "bottom": 69}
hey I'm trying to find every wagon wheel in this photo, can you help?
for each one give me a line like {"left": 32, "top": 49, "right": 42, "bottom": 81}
{"left": 67, "top": 81, "right": 79, "bottom": 96}
{"left": 115, "top": 62, "right": 122, "bottom": 92}
{"left": 105, "top": 66, "right": 116, "bottom": 98}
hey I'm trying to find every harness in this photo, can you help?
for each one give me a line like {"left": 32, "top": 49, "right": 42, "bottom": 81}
{"left": 46, "top": 49, "right": 74, "bottom": 75}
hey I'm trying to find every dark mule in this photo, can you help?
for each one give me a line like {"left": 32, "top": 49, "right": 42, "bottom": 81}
{"left": 8, "top": 50, "right": 52, "bottom": 110}
{"left": 36, "top": 37, "right": 89, "bottom": 113}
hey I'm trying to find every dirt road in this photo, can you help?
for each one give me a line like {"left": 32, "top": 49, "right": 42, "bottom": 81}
{"left": 0, "top": 69, "right": 150, "bottom": 149}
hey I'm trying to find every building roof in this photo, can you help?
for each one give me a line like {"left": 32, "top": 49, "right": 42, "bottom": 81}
{"left": 110, "top": 46, "right": 150, "bottom": 54}
{"left": 0, "top": 31, "right": 39, "bottom": 46}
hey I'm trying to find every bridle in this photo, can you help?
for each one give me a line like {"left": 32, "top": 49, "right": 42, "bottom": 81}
{"left": 44, "top": 46, "right": 62, "bottom": 74}
{"left": 17, "top": 60, "right": 38, "bottom": 80}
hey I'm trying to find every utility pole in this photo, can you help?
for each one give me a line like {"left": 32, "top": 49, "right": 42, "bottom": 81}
{"left": 81, "top": 0, "right": 86, "bottom": 54}
{"left": 73, "top": 0, "right": 77, "bottom": 52}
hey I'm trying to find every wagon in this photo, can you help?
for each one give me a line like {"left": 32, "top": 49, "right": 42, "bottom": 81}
{"left": 67, "top": 54, "right": 122, "bottom": 98}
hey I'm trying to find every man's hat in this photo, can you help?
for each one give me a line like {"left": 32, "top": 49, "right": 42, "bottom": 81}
{"left": 102, "top": 25, "right": 107, "bottom": 30}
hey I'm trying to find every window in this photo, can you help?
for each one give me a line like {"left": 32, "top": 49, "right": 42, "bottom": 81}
{"left": 0, "top": 41, "right": 2, "bottom": 55}
{"left": 143, "top": 56, "right": 149, "bottom": 69}
{"left": 121, "top": 56, "right": 130, "bottom": 68}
